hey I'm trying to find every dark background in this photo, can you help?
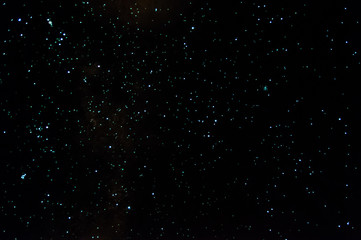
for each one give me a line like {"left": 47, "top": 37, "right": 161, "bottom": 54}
{"left": 1, "top": 0, "right": 361, "bottom": 239}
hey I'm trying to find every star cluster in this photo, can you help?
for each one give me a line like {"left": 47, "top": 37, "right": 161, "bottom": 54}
{"left": 1, "top": 0, "right": 361, "bottom": 239}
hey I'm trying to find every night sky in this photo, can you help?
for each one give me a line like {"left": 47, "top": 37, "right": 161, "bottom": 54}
{"left": 1, "top": 0, "right": 361, "bottom": 239}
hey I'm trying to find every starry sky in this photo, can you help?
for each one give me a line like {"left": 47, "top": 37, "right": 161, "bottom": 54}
{"left": 1, "top": 0, "right": 361, "bottom": 239}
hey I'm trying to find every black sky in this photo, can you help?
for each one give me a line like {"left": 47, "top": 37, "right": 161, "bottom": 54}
{"left": 1, "top": 1, "right": 361, "bottom": 240}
